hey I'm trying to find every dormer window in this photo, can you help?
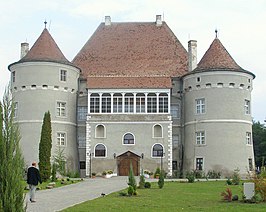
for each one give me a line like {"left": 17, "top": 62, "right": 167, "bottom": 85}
{"left": 12, "top": 71, "right": 16, "bottom": 83}
{"left": 60, "top": 70, "right": 67, "bottom": 82}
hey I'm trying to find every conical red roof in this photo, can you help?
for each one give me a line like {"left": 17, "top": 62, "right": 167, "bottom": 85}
{"left": 197, "top": 38, "right": 241, "bottom": 70}
{"left": 19, "top": 28, "right": 71, "bottom": 65}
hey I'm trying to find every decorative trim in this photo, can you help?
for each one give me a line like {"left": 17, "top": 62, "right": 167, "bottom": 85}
{"left": 185, "top": 119, "right": 252, "bottom": 126}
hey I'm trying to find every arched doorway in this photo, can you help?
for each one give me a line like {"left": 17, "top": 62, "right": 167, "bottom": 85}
{"left": 117, "top": 151, "right": 140, "bottom": 176}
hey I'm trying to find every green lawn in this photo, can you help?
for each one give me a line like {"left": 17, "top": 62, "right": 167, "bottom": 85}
{"left": 62, "top": 181, "right": 266, "bottom": 212}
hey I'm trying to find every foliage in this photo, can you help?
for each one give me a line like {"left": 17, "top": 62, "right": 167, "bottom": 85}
{"left": 139, "top": 174, "right": 145, "bottom": 189}
{"left": 252, "top": 173, "right": 266, "bottom": 202}
{"left": 118, "top": 191, "right": 127, "bottom": 196}
{"left": 106, "top": 170, "right": 113, "bottom": 174}
{"left": 0, "top": 89, "right": 25, "bottom": 211}
{"left": 158, "top": 170, "right": 165, "bottom": 189}
{"left": 207, "top": 170, "right": 221, "bottom": 179}
{"left": 221, "top": 188, "right": 233, "bottom": 202}
{"left": 51, "top": 163, "right": 57, "bottom": 182}
{"left": 127, "top": 185, "right": 134, "bottom": 196}
{"left": 39, "top": 111, "right": 52, "bottom": 181}
{"left": 66, "top": 171, "right": 80, "bottom": 178}
{"left": 194, "top": 170, "right": 205, "bottom": 179}
{"left": 102, "top": 171, "right": 107, "bottom": 176}
{"left": 144, "top": 182, "right": 151, "bottom": 188}
{"left": 231, "top": 169, "right": 240, "bottom": 185}
{"left": 226, "top": 178, "right": 232, "bottom": 185}
{"left": 128, "top": 163, "right": 137, "bottom": 191}
{"left": 252, "top": 121, "right": 266, "bottom": 167}
{"left": 53, "top": 147, "right": 67, "bottom": 176}
{"left": 186, "top": 171, "right": 195, "bottom": 183}
{"left": 154, "top": 167, "right": 161, "bottom": 178}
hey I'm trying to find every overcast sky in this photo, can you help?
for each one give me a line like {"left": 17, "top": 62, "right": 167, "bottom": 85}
{"left": 0, "top": 0, "right": 265, "bottom": 122}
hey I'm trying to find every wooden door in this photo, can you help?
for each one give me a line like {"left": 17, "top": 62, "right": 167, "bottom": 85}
{"left": 117, "top": 151, "right": 140, "bottom": 176}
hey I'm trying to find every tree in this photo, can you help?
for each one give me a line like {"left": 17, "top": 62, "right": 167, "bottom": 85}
{"left": 53, "top": 147, "right": 66, "bottom": 176}
{"left": 158, "top": 170, "right": 165, "bottom": 189}
{"left": 128, "top": 162, "right": 137, "bottom": 191}
{"left": 0, "top": 88, "right": 25, "bottom": 211}
{"left": 253, "top": 121, "right": 266, "bottom": 167}
{"left": 38, "top": 111, "right": 52, "bottom": 181}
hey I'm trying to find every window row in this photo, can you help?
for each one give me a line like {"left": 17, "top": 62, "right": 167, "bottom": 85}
{"left": 90, "top": 143, "right": 165, "bottom": 158}
{"left": 194, "top": 131, "right": 253, "bottom": 146}
{"left": 89, "top": 92, "right": 169, "bottom": 114}
{"left": 195, "top": 98, "right": 251, "bottom": 115}
{"left": 185, "top": 82, "right": 251, "bottom": 91}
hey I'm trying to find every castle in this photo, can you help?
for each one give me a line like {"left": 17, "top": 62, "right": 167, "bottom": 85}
{"left": 8, "top": 15, "right": 255, "bottom": 178}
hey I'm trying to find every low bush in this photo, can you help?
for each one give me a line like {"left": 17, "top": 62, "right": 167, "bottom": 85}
{"left": 154, "top": 167, "right": 161, "bottom": 178}
{"left": 158, "top": 171, "right": 165, "bottom": 189}
{"left": 207, "top": 170, "right": 221, "bottom": 179}
{"left": 231, "top": 169, "right": 240, "bottom": 185}
{"left": 139, "top": 174, "right": 145, "bottom": 189}
{"left": 186, "top": 171, "right": 195, "bottom": 183}
{"left": 221, "top": 188, "right": 232, "bottom": 202}
{"left": 144, "top": 182, "right": 151, "bottom": 188}
{"left": 128, "top": 186, "right": 134, "bottom": 196}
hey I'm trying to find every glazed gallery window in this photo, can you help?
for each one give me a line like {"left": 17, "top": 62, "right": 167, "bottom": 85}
{"left": 123, "top": 133, "right": 135, "bottom": 145}
{"left": 57, "top": 132, "right": 66, "bottom": 146}
{"left": 147, "top": 93, "right": 157, "bottom": 113}
{"left": 171, "top": 104, "right": 180, "bottom": 119}
{"left": 246, "top": 132, "right": 252, "bottom": 145}
{"left": 136, "top": 93, "right": 145, "bottom": 113}
{"left": 159, "top": 93, "right": 168, "bottom": 113}
{"left": 113, "top": 93, "right": 122, "bottom": 113}
{"left": 196, "top": 131, "right": 205, "bottom": 145}
{"left": 124, "top": 93, "right": 134, "bottom": 113}
{"left": 102, "top": 93, "right": 111, "bottom": 113}
{"left": 90, "top": 94, "right": 100, "bottom": 113}
{"left": 95, "top": 144, "right": 106, "bottom": 157}
{"left": 77, "top": 106, "right": 87, "bottom": 120}
{"left": 196, "top": 98, "right": 205, "bottom": 114}
{"left": 60, "top": 70, "right": 67, "bottom": 81}
{"left": 152, "top": 144, "right": 163, "bottom": 157}
{"left": 56, "top": 102, "right": 66, "bottom": 117}
{"left": 245, "top": 100, "right": 250, "bottom": 115}
{"left": 196, "top": 157, "right": 203, "bottom": 170}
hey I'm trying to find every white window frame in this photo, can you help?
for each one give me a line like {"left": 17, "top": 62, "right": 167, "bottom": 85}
{"left": 196, "top": 131, "right": 205, "bottom": 145}
{"left": 246, "top": 132, "right": 252, "bottom": 145}
{"left": 113, "top": 93, "right": 122, "bottom": 113}
{"left": 60, "top": 69, "right": 67, "bottom": 82}
{"left": 195, "top": 157, "right": 204, "bottom": 171}
{"left": 122, "top": 132, "right": 135, "bottom": 145}
{"left": 90, "top": 93, "right": 100, "bottom": 113}
{"left": 57, "top": 132, "right": 66, "bottom": 146}
{"left": 159, "top": 93, "right": 168, "bottom": 113}
{"left": 147, "top": 93, "right": 157, "bottom": 113}
{"left": 56, "top": 101, "right": 66, "bottom": 117}
{"left": 95, "top": 124, "right": 106, "bottom": 138}
{"left": 124, "top": 93, "right": 134, "bottom": 113}
{"left": 153, "top": 124, "right": 163, "bottom": 138}
{"left": 151, "top": 143, "right": 164, "bottom": 158}
{"left": 102, "top": 93, "right": 111, "bottom": 113}
{"left": 196, "top": 98, "right": 205, "bottom": 114}
{"left": 94, "top": 143, "right": 107, "bottom": 158}
{"left": 245, "top": 99, "right": 250, "bottom": 115}
{"left": 136, "top": 93, "right": 145, "bottom": 113}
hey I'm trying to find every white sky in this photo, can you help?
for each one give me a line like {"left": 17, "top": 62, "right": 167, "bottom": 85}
{"left": 0, "top": 0, "right": 265, "bottom": 122}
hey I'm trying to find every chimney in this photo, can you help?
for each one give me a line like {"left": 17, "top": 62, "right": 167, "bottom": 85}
{"left": 188, "top": 40, "right": 197, "bottom": 71}
{"left": 156, "top": 15, "right": 162, "bottom": 26}
{"left": 105, "top": 16, "right": 111, "bottom": 26}
{"left": 20, "top": 42, "right": 29, "bottom": 59}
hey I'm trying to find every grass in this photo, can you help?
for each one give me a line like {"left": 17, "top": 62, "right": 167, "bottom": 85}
{"left": 62, "top": 181, "right": 266, "bottom": 212}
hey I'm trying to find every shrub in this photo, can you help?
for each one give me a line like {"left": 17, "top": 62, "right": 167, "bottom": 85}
{"left": 51, "top": 163, "right": 57, "bottom": 182}
{"left": 158, "top": 171, "right": 165, "bottom": 189}
{"left": 139, "top": 174, "right": 145, "bottom": 189}
{"left": 232, "top": 169, "right": 240, "bottom": 185}
{"left": 128, "top": 185, "right": 134, "bottom": 196}
{"left": 253, "top": 174, "right": 266, "bottom": 201}
{"left": 118, "top": 191, "right": 127, "bottom": 196}
{"left": 226, "top": 178, "right": 232, "bottom": 185}
{"left": 144, "top": 182, "right": 151, "bottom": 188}
{"left": 194, "top": 170, "right": 205, "bottom": 179}
{"left": 128, "top": 163, "right": 137, "bottom": 191}
{"left": 107, "top": 170, "right": 113, "bottom": 174}
{"left": 207, "top": 170, "right": 221, "bottom": 179}
{"left": 154, "top": 167, "right": 161, "bottom": 178}
{"left": 186, "top": 171, "right": 195, "bottom": 183}
{"left": 221, "top": 188, "right": 233, "bottom": 202}
{"left": 66, "top": 171, "right": 80, "bottom": 178}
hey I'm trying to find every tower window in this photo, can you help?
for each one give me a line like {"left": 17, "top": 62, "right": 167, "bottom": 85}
{"left": 246, "top": 132, "right": 252, "bottom": 145}
{"left": 56, "top": 102, "right": 66, "bottom": 117}
{"left": 196, "top": 157, "right": 203, "bottom": 170}
{"left": 60, "top": 70, "right": 67, "bottom": 82}
{"left": 57, "top": 132, "right": 66, "bottom": 146}
{"left": 197, "top": 77, "right": 201, "bottom": 82}
{"left": 12, "top": 71, "right": 16, "bottom": 83}
{"left": 195, "top": 98, "right": 205, "bottom": 114}
{"left": 244, "top": 100, "right": 250, "bottom": 115}
{"left": 196, "top": 131, "right": 205, "bottom": 145}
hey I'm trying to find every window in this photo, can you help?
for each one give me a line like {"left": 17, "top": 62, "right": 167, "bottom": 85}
{"left": 95, "top": 144, "right": 106, "bottom": 157}
{"left": 153, "top": 124, "right": 162, "bottom": 138}
{"left": 246, "top": 132, "right": 252, "bottom": 145}
{"left": 57, "top": 132, "right": 66, "bottom": 146}
{"left": 102, "top": 93, "right": 111, "bottom": 113}
{"left": 78, "top": 106, "right": 87, "bottom": 120}
{"left": 56, "top": 102, "right": 66, "bottom": 117}
{"left": 14, "top": 102, "right": 18, "bottom": 118}
{"left": 196, "top": 157, "right": 203, "bottom": 170}
{"left": 171, "top": 104, "right": 180, "bottom": 119}
{"left": 229, "top": 83, "right": 235, "bottom": 88}
{"left": 159, "top": 93, "right": 168, "bottom": 113}
{"left": 113, "top": 93, "right": 122, "bottom": 113}
{"left": 206, "top": 83, "right": 211, "bottom": 88}
{"left": 217, "top": 83, "right": 223, "bottom": 88}
{"left": 96, "top": 125, "right": 105, "bottom": 138}
{"left": 136, "top": 93, "right": 145, "bottom": 113}
{"left": 80, "top": 161, "right": 86, "bottom": 169}
{"left": 147, "top": 93, "right": 157, "bottom": 113}
{"left": 124, "top": 93, "right": 134, "bottom": 113}
{"left": 172, "top": 161, "right": 177, "bottom": 170}
{"left": 60, "top": 70, "right": 67, "bottom": 81}
{"left": 78, "top": 136, "right": 86, "bottom": 148}
{"left": 197, "top": 77, "right": 201, "bottom": 82}
{"left": 90, "top": 93, "right": 100, "bottom": 113}
{"left": 245, "top": 100, "right": 250, "bottom": 115}
{"left": 196, "top": 131, "right": 205, "bottom": 145}
{"left": 12, "top": 71, "right": 15, "bottom": 83}
{"left": 172, "top": 135, "right": 179, "bottom": 148}
{"left": 123, "top": 133, "right": 134, "bottom": 145}
{"left": 196, "top": 98, "right": 205, "bottom": 114}
{"left": 152, "top": 144, "right": 163, "bottom": 157}
{"left": 248, "top": 158, "right": 253, "bottom": 171}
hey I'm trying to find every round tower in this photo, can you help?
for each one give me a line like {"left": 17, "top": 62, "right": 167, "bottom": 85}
{"left": 8, "top": 26, "right": 80, "bottom": 171}
{"left": 182, "top": 37, "right": 255, "bottom": 177}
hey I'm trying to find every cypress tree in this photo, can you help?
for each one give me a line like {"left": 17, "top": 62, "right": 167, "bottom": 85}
{"left": 0, "top": 89, "right": 25, "bottom": 211}
{"left": 38, "top": 111, "right": 52, "bottom": 181}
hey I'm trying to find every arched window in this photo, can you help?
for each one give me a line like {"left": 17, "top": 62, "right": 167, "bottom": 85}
{"left": 123, "top": 133, "right": 135, "bottom": 145}
{"left": 153, "top": 124, "right": 162, "bottom": 138}
{"left": 159, "top": 93, "right": 168, "bottom": 113}
{"left": 95, "top": 144, "right": 106, "bottom": 157}
{"left": 152, "top": 144, "right": 163, "bottom": 157}
{"left": 95, "top": 124, "right": 105, "bottom": 138}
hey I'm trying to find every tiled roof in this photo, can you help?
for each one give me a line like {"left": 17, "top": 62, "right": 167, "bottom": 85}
{"left": 87, "top": 76, "right": 172, "bottom": 89}
{"left": 19, "top": 28, "right": 72, "bottom": 65}
{"left": 72, "top": 22, "right": 188, "bottom": 88}
{"left": 196, "top": 38, "right": 241, "bottom": 70}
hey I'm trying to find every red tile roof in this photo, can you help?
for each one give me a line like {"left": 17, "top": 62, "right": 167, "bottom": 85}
{"left": 19, "top": 28, "right": 72, "bottom": 65}
{"left": 72, "top": 22, "right": 188, "bottom": 88}
{"left": 87, "top": 76, "right": 172, "bottom": 89}
{"left": 197, "top": 38, "right": 241, "bottom": 70}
